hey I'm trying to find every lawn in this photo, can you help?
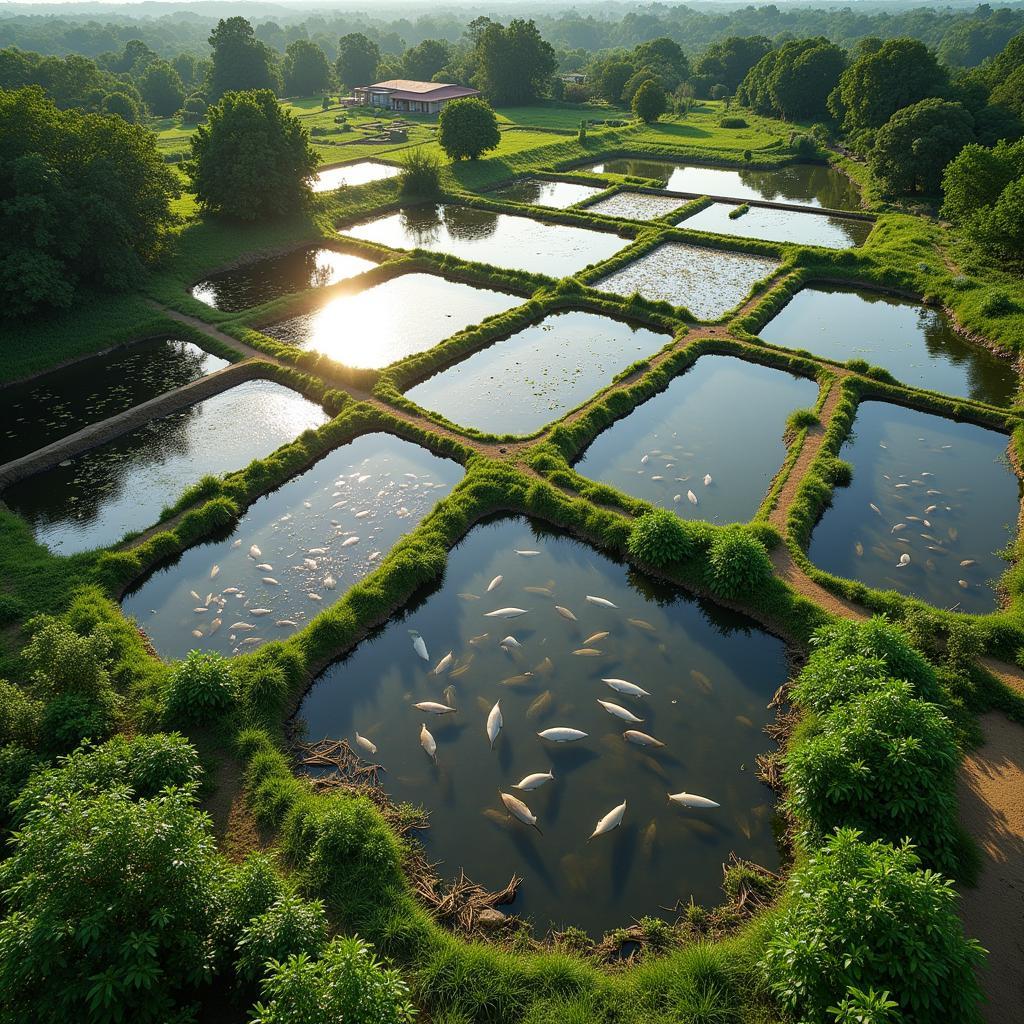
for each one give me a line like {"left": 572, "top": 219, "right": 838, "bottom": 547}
{"left": 494, "top": 102, "right": 628, "bottom": 130}
{"left": 631, "top": 102, "right": 792, "bottom": 153}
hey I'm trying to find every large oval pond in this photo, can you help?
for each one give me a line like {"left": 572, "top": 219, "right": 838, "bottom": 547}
{"left": 576, "top": 356, "right": 818, "bottom": 521}
{"left": 4, "top": 380, "right": 328, "bottom": 555}
{"left": 405, "top": 310, "right": 670, "bottom": 436}
{"left": 344, "top": 204, "right": 629, "bottom": 278}
{"left": 0, "top": 338, "right": 228, "bottom": 465}
{"left": 679, "top": 203, "right": 872, "bottom": 249}
{"left": 584, "top": 159, "right": 862, "bottom": 211}
{"left": 312, "top": 160, "right": 401, "bottom": 193}
{"left": 298, "top": 516, "right": 787, "bottom": 936}
{"left": 192, "top": 248, "right": 378, "bottom": 313}
{"left": 759, "top": 286, "right": 1017, "bottom": 407}
{"left": 808, "top": 401, "right": 1020, "bottom": 613}
{"left": 123, "top": 433, "right": 464, "bottom": 659}
{"left": 262, "top": 272, "right": 523, "bottom": 369}
{"left": 489, "top": 178, "right": 604, "bottom": 209}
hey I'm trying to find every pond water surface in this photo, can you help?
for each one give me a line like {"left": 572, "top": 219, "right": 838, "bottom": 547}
{"left": 298, "top": 516, "right": 787, "bottom": 935}
{"left": 489, "top": 178, "right": 604, "bottom": 208}
{"left": 593, "top": 242, "right": 778, "bottom": 320}
{"left": 584, "top": 159, "right": 862, "bottom": 211}
{"left": 808, "top": 401, "right": 1020, "bottom": 613}
{"left": 312, "top": 160, "right": 401, "bottom": 193}
{"left": 344, "top": 204, "right": 628, "bottom": 278}
{"left": 4, "top": 380, "right": 328, "bottom": 555}
{"left": 0, "top": 339, "right": 228, "bottom": 465}
{"left": 192, "top": 248, "right": 377, "bottom": 312}
{"left": 679, "top": 203, "right": 872, "bottom": 249}
{"left": 585, "top": 191, "right": 688, "bottom": 221}
{"left": 759, "top": 286, "right": 1017, "bottom": 406}
{"left": 576, "top": 356, "right": 818, "bottom": 521}
{"left": 405, "top": 311, "right": 669, "bottom": 435}
{"left": 262, "top": 273, "right": 523, "bottom": 368}
{"left": 124, "top": 433, "right": 464, "bottom": 659}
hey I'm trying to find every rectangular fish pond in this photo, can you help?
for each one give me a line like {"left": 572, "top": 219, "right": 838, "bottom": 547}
{"left": 123, "top": 432, "right": 465, "bottom": 660}
{"left": 678, "top": 203, "right": 873, "bottom": 249}
{"left": 343, "top": 204, "right": 629, "bottom": 278}
{"left": 311, "top": 160, "right": 401, "bottom": 193}
{"left": 584, "top": 159, "right": 862, "bottom": 211}
{"left": 807, "top": 401, "right": 1021, "bottom": 614}
{"left": 593, "top": 242, "right": 779, "bottom": 321}
{"left": 758, "top": 285, "right": 1018, "bottom": 407}
{"left": 3, "top": 379, "right": 328, "bottom": 556}
{"left": 261, "top": 272, "right": 524, "bottom": 369}
{"left": 297, "top": 515, "right": 788, "bottom": 937}
{"left": 575, "top": 356, "right": 819, "bottom": 522}
{"left": 191, "top": 247, "right": 378, "bottom": 313}
{"left": 0, "top": 338, "right": 229, "bottom": 465}
{"left": 404, "top": 310, "right": 670, "bottom": 436}
{"left": 488, "top": 178, "right": 605, "bottom": 209}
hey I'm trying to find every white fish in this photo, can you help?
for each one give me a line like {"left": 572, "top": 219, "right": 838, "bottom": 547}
{"left": 499, "top": 635, "right": 521, "bottom": 649}
{"left": 641, "top": 454, "right": 649, "bottom": 464}
{"left": 487, "top": 700, "right": 503, "bottom": 748}
{"left": 897, "top": 553, "right": 911, "bottom": 567}
{"left": 249, "top": 545, "right": 261, "bottom": 558}
{"left": 190, "top": 590, "right": 201, "bottom": 601}
{"left": 960, "top": 559, "right": 976, "bottom": 567}
{"left": 499, "top": 792, "right": 541, "bottom": 833}
{"left": 303, "top": 558, "right": 318, "bottom": 570}
{"left": 891, "top": 524, "right": 906, "bottom": 533}
{"left": 229, "top": 622, "right": 255, "bottom": 631}
{"left": 210, "top": 565, "right": 220, "bottom": 579}
{"left": 597, "top": 699, "right": 644, "bottom": 723}
{"left": 589, "top": 800, "right": 627, "bottom": 841}
{"left": 538, "top": 727, "right": 588, "bottom": 742}
{"left": 515, "top": 550, "right": 540, "bottom": 556}
{"left": 308, "top": 593, "right": 322, "bottom": 601}
{"left": 342, "top": 536, "right": 360, "bottom": 547}
{"left": 703, "top": 474, "right": 712, "bottom": 486}
{"left": 602, "top": 678, "right": 651, "bottom": 698}
{"left": 256, "top": 563, "right": 273, "bottom": 571}
{"left": 513, "top": 770, "right": 554, "bottom": 791}
{"left": 687, "top": 490, "right": 698, "bottom": 505}
{"left": 262, "top": 577, "right": 280, "bottom": 586}
{"left": 419, "top": 723, "right": 437, "bottom": 762}
{"left": 308, "top": 547, "right": 327, "bottom": 555}
{"left": 275, "top": 619, "right": 298, "bottom": 627}
{"left": 487, "top": 575, "right": 503, "bottom": 592}
{"left": 355, "top": 509, "right": 371, "bottom": 518}
{"left": 555, "top": 605, "right": 577, "bottom": 621}
{"left": 433, "top": 651, "right": 454, "bottom": 675}
{"left": 209, "top": 618, "right": 222, "bottom": 633}
{"left": 355, "top": 732, "right": 377, "bottom": 755}
{"left": 222, "top": 587, "right": 240, "bottom": 595}
{"left": 485, "top": 608, "right": 528, "bottom": 619}
{"left": 869, "top": 503, "right": 880, "bottom": 514}
{"left": 668, "top": 792, "right": 720, "bottom": 809}
{"left": 585, "top": 631, "right": 610, "bottom": 644}
{"left": 624, "top": 730, "right": 664, "bottom": 748}
{"left": 413, "top": 701, "right": 455, "bottom": 715}
{"left": 249, "top": 608, "right": 272, "bottom": 616}
{"left": 585, "top": 595, "right": 618, "bottom": 609}
{"left": 323, "top": 575, "right": 337, "bottom": 590}
{"left": 411, "top": 632, "right": 428, "bottom": 661}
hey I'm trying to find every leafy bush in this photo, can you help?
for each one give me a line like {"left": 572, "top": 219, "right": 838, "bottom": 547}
{"left": 790, "top": 652, "right": 892, "bottom": 715}
{"left": 39, "top": 689, "right": 119, "bottom": 752}
{"left": 761, "top": 829, "right": 984, "bottom": 1023}
{"left": 720, "top": 116, "right": 748, "bottom": 128}
{"left": 0, "top": 681, "right": 42, "bottom": 747}
{"left": 627, "top": 509, "right": 693, "bottom": 567}
{"left": 399, "top": 149, "right": 441, "bottom": 198}
{"left": 980, "top": 290, "right": 1019, "bottom": 317}
{"left": 728, "top": 202, "right": 750, "bottom": 218}
{"left": 786, "top": 407, "right": 819, "bottom": 431}
{"left": 438, "top": 97, "right": 500, "bottom": 160}
{"left": 705, "top": 527, "right": 773, "bottom": 599}
{"left": 165, "top": 650, "right": 237, "bottom": 724}
{"left": 235, "top": 893, "right": 328, "bottom": 982}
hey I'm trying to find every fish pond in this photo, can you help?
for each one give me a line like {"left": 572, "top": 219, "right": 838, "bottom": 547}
{"left": 191, "top": 248, "right": 377, "bottom": 313}
{"left": 0, "top": 338, "right": 229, "bottom": 465}
{"left": 584, "top": 159, "right": 862, "bottom": 211}
{"left": 808, "top": 401, "right": 1020, "bottom": 613}
{"left": 262, "top": 273, "right": 523, "bottom": 368}
{"left": 759, "top": 286, "right": 1018, "bottom": 407}
{"left": 4, "top": 380, "right": 328, "bottom": 556}
{"left": 343, "top": 204, "right": 629, "bottom": 278}
{"left": 576, "top": 356, "right": 818, "bottom": 521}
{"left": 593, "top": 242, "right": 779, "bottom": 320}
{"left": 123, "top": 433, "right": 464, "bottom": 659}
{"left": 679, "top": 203, "right": 872, "bottom": 249}
{"left": 311, "top": 160, "right": 401, "bottom": 193}
{"left": 405, "top": 310, "right": 669, "bottom": 436}
{"left": 489, "top": 178, "right": 604, "bottom": 209}
{"left": 298, "top": 516, "right": 787, "bottom": 935}
{"left": 584, "top": 191, "right": 688, "bottom": 221}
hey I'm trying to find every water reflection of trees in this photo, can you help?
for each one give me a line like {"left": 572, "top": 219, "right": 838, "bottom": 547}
{"left": 442, "top": 204, "right": 501, "bottom": 241}
{"left": 195, "top": 248, "right": 324, "bottom": 312}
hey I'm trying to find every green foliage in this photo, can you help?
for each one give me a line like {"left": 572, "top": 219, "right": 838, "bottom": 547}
{"left": 165, "top": 650, "right": 237, "bottom": 725}
{"left": 598, "top": 61, "right": 634, "bottom": 104}
{"left": 761, "top": 829, "right": 984, "bottom": 1023}
{"left": 235, "top": 893, "right": 328, "bottom": 982}
{"left": 786, "top": 407, "right": 819, "bottom": 431}
{"left": 0, "top": 681, "right": 42, "bottom": 748}
{"left": 398, "top": 150, "right": 441, "bottom": 199}
{"left": 438, "top": 97, "right": 501, "bottom": 161}
{"left": 336, "top": 33, "right": 380, "bottom": 91}
{"left": 472, "top": 19, "right": 556, "bottom": 106}
{"left": 101, "top": 90, "right": 140, "bottom": 122}
{"left": 737, "top": 37, "right": 845, "bottom": 120}
{"left": 627, "top": 509, "right": 692, "bottom": 567}
{"left": 719, "top": 115, "right": 747, "bottom": 128}
{"left": 632, "top": 80, "right": 668, "bottom": 123}
{"left": 728, "top": 202, "right": 750, "bottom": 219}
{"left": 705, "top": 527, "right": 773, "bottom": 600}
{"left": 207, "top": 16, "right": 281, "bottom": 101}
{"left": 282, "top": 40, "right": 331, "bottom": 97}
{"left": 139, "top": 60, "right": 185, "bottom": 117}
{"left": 402, "top": 39, "right": 450, "bottom": 82}
{"left": 184, "top": 89, "right": 319, "bottom": 221}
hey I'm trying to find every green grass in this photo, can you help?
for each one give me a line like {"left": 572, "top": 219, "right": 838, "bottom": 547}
{"left": 494, "top": 103, "right": 628, "bottom": 130}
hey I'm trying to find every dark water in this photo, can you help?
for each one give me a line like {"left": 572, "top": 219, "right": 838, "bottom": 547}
{"left": 585, "top": 191, "right": 689, "bottom": 221}
{"left": 759, "top": 286, "right": 1017, "bottom": 407}
{"left": 263, "top": 272, "right": 523, "bottom": 369}
{"left": 312, "top": 160, "right": 401, "bottom": 193}
{"left": 123, "top": 433, "right": 464, "bottom": 660}
{"left": 298, "top": 517, "right": 787, "bottom": 936}
{"left": 576, "top": 356, "right": 818, "bottom": 521}
{"left": 490, "top": 178, "right": 604, "bottom": 209}
{"left": 192, "top": 248, "right": 377, "bottom": 312}
{"left": 0, "top": 339, "right": 228, "bottom": 465}
{"left": 679, "top": 203, "right": 872, "bottom": 249}
{"left": 344, "top": 204, "right": 629, "bottom": 278}
{"left": 585, "top": 160, "right": 862, "bottom": 211}
{"left": 405, "top": 310, "right": 669, "bottom": 435}
{"left": 808, "top": 401, "right": 1020, "bottom": 613}
{"left": 593, "top": 241, "right": 779, "bottom": 320}
{"left": 4, "top": 380, "right": 329, "bottom": 556}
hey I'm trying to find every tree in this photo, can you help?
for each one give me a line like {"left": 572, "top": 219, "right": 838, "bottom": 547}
{"left": 0, "top": 87, "right": 179, "bottom": 318}
{"left": 181, "top": 92, "right": 207, "bottom": 124}
{"left": 184, "top": 89, "right": 319, "bottom": 221}
{"left": 101, "top": 90, "right": 140, "bottom": 122}
{"left": 737, "top": 38, "right": 845, "bottom": 121}
{"left": 282, "top": 39, "right": 331, "bottom": 96}
{"left": 991, "top": 63, "right": 1024, "bottom": 118}
{"left": 473, "top": 19, "right": 556, "bottom": 105}
{"left": 139, "top": 60, "right": 185, "bottom": 117}
{"left": 207, "top": 17, "right": 281, "bottom": 101}
{"left": 403, "top": 39, "right": 450, "bottom": 81}
{"left": 438, "top": 96, "right": 500, "bottom": 159}
{"left": 632, "top": 37, "right": 690, "bottom": 92}
{"left": 598, "top": 60, "right": 633, "bottom": 104}
{"left": 632, "top": 79, "right": 667, "bottom": 123}
{"left": 336, "top": 33, "right": 380, "bottom": 90}
{"left": 693, "top": 35, "right": 771, "bottom": 95}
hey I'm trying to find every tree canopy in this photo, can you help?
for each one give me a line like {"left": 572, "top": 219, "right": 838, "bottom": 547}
{"left": 207, "top": 17, "right": 280, "bottom": 101}
{"left": 472, "top": 19, "right": 556, "bottom": 105}
{"left": 437, "top": 96, "right": 500, "bottom": 160}
{"left": 402, "top": 39, "right": 450, "bottom": 82}
{"left": 632, "top": 79, "right": 667, "bottom": 123}
{"left": 282, "top": 40, "right": 331, "bottom": 97}
{"left": 737, "top": 37, "right": 845, "bottom": 120}
{"left": 336, "top": 32, "right": 380, "bottom": 90}
{"left": 138, "top": 59, "right": 184, "bottom": 117}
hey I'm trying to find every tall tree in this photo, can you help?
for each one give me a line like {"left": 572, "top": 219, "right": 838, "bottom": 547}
{"left": 632, "top": 79, "right": 667, "bottom": 122}
{"left": 597, "top": 60, "right": 634, "bottom": 104}
{"left": 438, "top": 96, "right": 500, "bottom": 159}
{"left": 207, "top": 17, "right": 281, "bottom": 101}
{"left": 139, "top": 60, "right": 185, "bottom": 117}
{"left": 336, "top": 33, "right": 380, "bottom": 89}
{"left": 738, "top": 37, "right": 845, "bottom": 120}
{"left": 403, "top": 39, "right": 450, "bottom": 81}
{"left": 472, "top": 19, "right": 556, "bottom": 105}
{"left": 282, "top": 39, "right": 331, "bottom": 96}
{"left": 693, "top": 36, "right": 771, "bottom": 94}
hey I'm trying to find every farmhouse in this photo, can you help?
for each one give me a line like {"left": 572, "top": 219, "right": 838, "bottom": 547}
{"left": 352, "top": 79, "right": 481, "bottom": 113}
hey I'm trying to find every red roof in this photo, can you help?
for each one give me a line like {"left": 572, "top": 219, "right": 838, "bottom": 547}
{"left": 360, "top": 80, "right": 480, "bottom": 102}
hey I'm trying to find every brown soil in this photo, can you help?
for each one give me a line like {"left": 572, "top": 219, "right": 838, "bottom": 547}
{"left": 203, "top": 751, "right": 270, "bottom": 863}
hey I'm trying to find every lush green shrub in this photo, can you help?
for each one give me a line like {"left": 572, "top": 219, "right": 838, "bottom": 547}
{"left": 165, "top": 650, "right": 237, "bottom": 724}
{"left": 632, "top": 80, "right": 668, "bottom": 123}
{"left": 728, "top": 202, "right": 750, "bottom": 218}
{"left": 980, "top": 290, "right": 1019, "bottom": 317}
{"left": 235, "top": 893, "right": 328, "bottom": 982}
{"left": 399, "top": 149, "right": 441, "bottom": 198}
{"left": 0, "top": 594, "right": 25, "bottom": 625}
{"left": 23, "top": 616, "right": 113, "bottom": 699}
{"left": 39, "top": 689, "right": 119, "bottom": 752}
{"left": 720, "top": 116, "right": 748, "bottom": 128}
{"left": 0, "top": 681, "right": 42, "bottom": 748}
{"left": 0, "top": 745, "right": 39, "bottom": 831}
{"left": 761, "top": 829, "right": 984, "bottom": 1023}
{"left": 627, "top": 509, "right": 693, "bottom": 567}
{"left": 705, "top": 527, "right": 773, "bottom": 599}
{"left": 786, "top": 407, "right": 819, "bottom": 431}
{"left": 790, "top": 653, "right": 892, "bottom": 715}
{"left": 438, "top": 97, "right": 500, "bottom": 160}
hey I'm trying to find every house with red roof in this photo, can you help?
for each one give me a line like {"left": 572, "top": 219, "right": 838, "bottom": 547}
{"left": 352, "top": 79, "right": 481, "bottom": 114}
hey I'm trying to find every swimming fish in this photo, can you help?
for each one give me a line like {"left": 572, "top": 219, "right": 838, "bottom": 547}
{"left": 487, "top": 575, "right": 503, "bottom": 592}
{"left": 628, "top": 619, "right": 656, "bottom": 632}
{"left": 897, "top": 553, "right": 911, "bottom": 567}
{"left": 515, "top": 550, "right": 541, "bottom": 557}
{"left": 500, "top": 673, "right": 534, "bottom": 687}
{"left": 249, "top": 608, "right": 272, "bottom": 616}
{"left": 341, "top": 536, "right": 360, "bottom": 547}
{"left": 256, "top": 563, "right": 273, "bottom": 571}
{"left": 210, "top": 565, "right": 220, "bottom": 579}
{"left": 457, "top": 593, "right": 480, "bottom": 601}
{"left": 597, "top": 699, "right": 644, "bottom": 723}
{"left": 526, "top": 690, "right": 553, "bottom": 719}
{"left": 499, "top": 635, "right": 522, "bottom": 649}
{"left": 891, "top": 523, "right": 906, "bottom": 534}
{"left": 355, "top": 732, "right": 377, "bottom": 755}
{"left": 704, "top": 474, "right": 712, "bottom": 486}
{"left": 249, "top": 545, "right": 261, "bottom": 559}
{"left": 499, "top": 792, "right": 541, "bottom": 833}
{"left": 419, "top": 723, "right": 437, "bottom": 763}
{"left": 538, "top": 727, "right": 588, "bottom": 742}
{"left": 433, "top": 651, "right": 454, "bottom": 675}
{"left": 589, "top": 800, "right": 627, "bottom": 841}
{"left": 555, "top": 606, "right": 577, "bottom": 621}
{"left": 585, "top": 595, "right": 617, "bottom": 609}
{"left": 323, "top": 575, "right": 337, "bottom": 590}
{"left": 602, "top": 678, "right": 651, "bottom": 697}
{"left": 624, "top": 730, "right": 664, "bottom": 748}
{"left": 687, "top": 490, "right": 698, "bottom": 505}
{"left": 487, "top": 700, "right": 503, "bottom": 748}
{"left": 190, "top": 590, "right": 201, "bottom": 602}
{"left": 485, "top": 608, "right": 528, "bottom": 618}
{"left": 443, "top": 684, "right": 457, "bottom": 709}
{"left": 410, "top": 631, "right": 428, "bottom": 661}
{"left": 668, "top": 792, "right": 720, "bottom": 809}
{"left": 413, "top": 701, "right": 455, "bottom": 715}
{"left": 513, "top": 770, "right": 554, "bottom": 791}
{"left": 263, "top": 577, "right": 280, "bottom": 586}
{"left": 275, "top": 620, "right": 298, "bottom": 628}
{"left": 869, "top": 503, "right": 881, "bottom": 514}
{"left": 229, "top": 622, "right": 255, "bottom": 631}
{"left": 523, "top": 586, "right": 553, "bottom": 596}
{"left": 584, "top": 631, "right": 610, "bottom": 645}
{"left": 572, "top": 648, "right": 603, "bottom": 657}
{"left": 960, "top": 559, "right": 976, "bottom": 567}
